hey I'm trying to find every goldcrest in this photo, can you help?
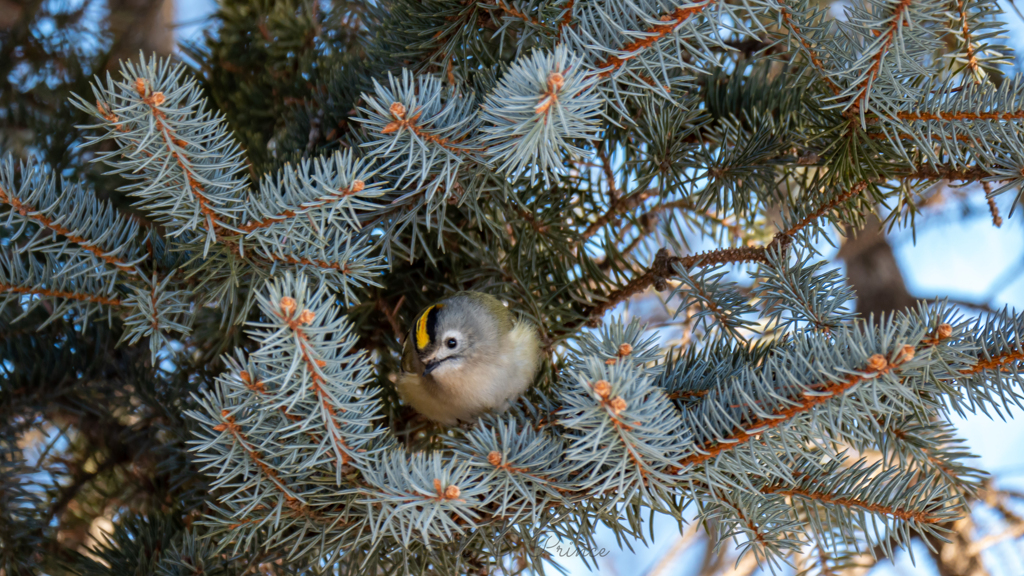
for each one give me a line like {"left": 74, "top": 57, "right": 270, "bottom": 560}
{"left": 397, "top": 291, "right": 542, "bottom": 426}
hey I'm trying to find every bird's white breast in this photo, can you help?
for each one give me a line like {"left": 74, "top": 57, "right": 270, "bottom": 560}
{"left": 397, "top": 321, "right": 540, "bottom": 425}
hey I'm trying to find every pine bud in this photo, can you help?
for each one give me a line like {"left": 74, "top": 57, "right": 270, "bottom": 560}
{"left": 135, "top": 77, "right": 146, "bottom": 96}
{"left": 488, "top": 451, "right": 502, "bottom": 466}
{"left": 593, "top": 380, "right": 611, "bottom": 399}
{"left": 609, "top": 397, "right": 627, "bottom": 415}
{"left": 239, "top": 371, "right": 251, "bottom": 383}
{"left": 298, "top": 309, "right": 315, "bottom": 325}
{"left": 280, "top": 297, "right": 297, "bottom": 317}
{"left": 898, "top": 345, "right": 915, "bottom": 363}
{"left": 390, "top": 102, "right": 407, "bottom": 119}
{"left": 937, "top": 323, "right": 953, "bottom": 339}
{"left": 149, "top": 92, "right": 165, "bottom": 106}
{"left": 547, "top": 71, "right": 565, "bottom": 91}
{"left": 444, "top": 485, "right": 461, "bottom": 499}
{"left": 867, "top": 354, "right": 888, "bottom": 371}
{"left": 617, "top": 343, "right": 633, "bottom": 356}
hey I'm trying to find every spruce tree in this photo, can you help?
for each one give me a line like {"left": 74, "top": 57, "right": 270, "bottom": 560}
{"left": 2, "top": 0, "right": 1024, "bottom": 574}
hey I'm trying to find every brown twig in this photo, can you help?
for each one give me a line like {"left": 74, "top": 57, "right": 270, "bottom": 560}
{"left": 275, "top": 298, "right": 358, "bottom": 469}
{"left": 678, "top": 348, "right": 916, "bottom": 468}
{"left": 866, "top": 109, "right": 1024, "bottom": 125}
{"left": 845, "top": 0, "right": 914, "bottom": 115}
{"left": 580, "top": 235, "right": 791, "bottom": 327}
{"left": 959, "top": 350, "right": 1024, "bottom": 375}
{"left": 381, "top": 102, "right": 474, "bottom": 154}
{"left": 0, "top": 184, "right": 137, "bottom": 272}
{"left": 785, "top": 181, "right": 872, "bottom": 237}
{"left": 236, "top": 180, "right": 365, "bottom": 233}
{"left": 954, "top": 0, "right": 982, "bottom": 82}
{"left": 775, "top": 0, "right": 842, "bottom": 96}
{"left": 0, "top": 284, "right": 122, "bottom": 307}
{"left": 762, "top": 484, "right": 942, "bottom": 523}
{"left": 595, "top": 2, "right": 717, "bottom": 77}
{"left": 984, "top": 182, "right": 1003, "bottom": 227}
{"left": 135, "top": 82, "right": 224, "bottom": 240}
{"left": 490, "top": 0, "right": 542, "bottom": 26}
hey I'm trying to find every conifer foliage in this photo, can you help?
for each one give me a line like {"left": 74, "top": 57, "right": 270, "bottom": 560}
{"left": 2, "top": 0, "right": 1024, "bottom": 574}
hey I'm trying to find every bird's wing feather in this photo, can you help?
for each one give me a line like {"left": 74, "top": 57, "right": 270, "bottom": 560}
{"left": 401, "top": 333, "right": 424, "bottom": 374}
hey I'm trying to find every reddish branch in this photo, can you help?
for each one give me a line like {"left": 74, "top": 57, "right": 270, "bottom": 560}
{"left": 846, "top": 0, "right": 914, "bottom": 115}
{"left": 0, "top": 284, "right": 122, "bottom": 307}
{"left": 238, "top": 370, "right": 336, "bottom": 462}
{"left": 774, "top": 0, "right": 842, "bottom": 96}
{"left": 381, "top": 102, "right": 474, "bottom": 154}
{"left": 762, "top": 484, "right": 941, "bottom": 523}
{"left": 270, "top": 254, "right": 354, "bottom": 273}
{"left": 904, "top": 163, "right": 991, "bottom": 182}
{"left": 678, "top": 350, "right": 911, "bottom": 468}
{"left": 0, "top": 185, "right": 136, "bottom": 272}
{"left": 959, "top": 350, "right": 1024, "bottom": 375}
{"left": 276, "top": 298, "right": 358, "bottom": 469}
{"left": 865, "top": 109, "right": 1024, "bottom": 125}
{"left": 486, "top": 450, "right": 570, "bottom": 492}
{"left": 595, "top": 2, "right": 716, "bottom": 78}
{"left": 955, "top": 0, "right": 981, "bottom": 80}
{"left": 868, "top": 131, "right": 973, "bottom": 143}
{"left": 668, "top": 390, "right": 711, "bottom": 400}
{"left": 984, "top": 181, "right": 1003, "bottom": 227}
{"left": 236, "top": 180, "right": 365, "bottom": 233}
{"left": 784, "top": 181, "right": 871, "bottom": 237}
{"left": 559, "top": 0, "right": 574, "bottom": 31}
{"left": 491, "top": 0, "right": 542, "bottom": 25}
{"left": 580, "top": 235, "right": 791, "bottom": 325}
{"left": 212, "top": 411, "right": 306, "bottom": 507}
{"left": 587, "top": 380, "right": 653, "bottom": 475}
{"left": 134, "top": 82, "right": 224, "bottom": 239}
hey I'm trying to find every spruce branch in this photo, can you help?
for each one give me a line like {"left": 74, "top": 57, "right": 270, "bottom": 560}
{"left": 119, "top": 271, "right": 193, "bottom": 359}
{"left": 588, "top": 0, "right": 719, "bottom": 78}
{"left": 75, "top": 55, "right": 249, "bottom": 248}
{"left": 772, "top": 0, "right": 843, "bottom": 96}
{"left": 0, "top": 283, "right": 123, "bottom": 308}
{"left": 752, "top": 248, "right": 857, "bottom": 334}
{"left": 356, "top": 70, "right": 479, "bottom": 202}
{"left": 12, "top": 1, "right": 1024, "bottom": 571}
{"left": 579, "top": 236, "right": 791, "bottom": 327}
{"left": 839, "top": 0, "right": 918, "bottom": 117}
{"left": 479, "top": 45, "right": 603, "bottom": 185}
{"left": 678, "top": 346, "right": 916, "bottom": 468}
{"left": 0, "top": 158, "right": 146, "bottom": 273}
{"left": 0, "top": 251, "right": 124, "bottom": 325}
{"left": 759, "top": 467, "right": 953, "bottom": 525}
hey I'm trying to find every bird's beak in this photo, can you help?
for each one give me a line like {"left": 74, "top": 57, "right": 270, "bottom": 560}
{"left": 422, "top": 360, "right": 441, "bottom": 375}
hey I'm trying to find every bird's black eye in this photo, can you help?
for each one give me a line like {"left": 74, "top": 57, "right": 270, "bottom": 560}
{"left": 445, "top": 338, "right": 457, "bottom": 349}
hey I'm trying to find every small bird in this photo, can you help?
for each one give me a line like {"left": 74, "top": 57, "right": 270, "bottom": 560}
{"left": 397, "top": 291, "right": 542, "bottom": 426}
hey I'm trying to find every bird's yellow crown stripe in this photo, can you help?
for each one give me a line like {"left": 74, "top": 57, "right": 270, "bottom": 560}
{"left": 415, "top": 304, "right": 442, "bottom": 350}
